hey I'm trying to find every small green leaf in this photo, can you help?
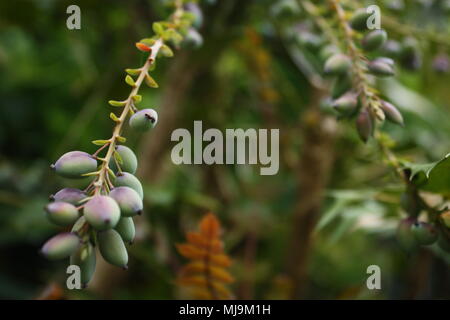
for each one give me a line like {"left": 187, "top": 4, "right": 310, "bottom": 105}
{"left": 403, "top": 153, "right": 450, "bottom": 194}
{"left": 110, "top": 113, "right": 120, "bottom": 122}
{"left": 116, "top": 136, "right": 127, "bottom": 143}
{"left": 125, "top": 68, "right": 141, "bottom": 76}
{"left": 152, "top": 22, "right": 164, "bottom": 35}
{"left": 82, "top": 171, "right": 99, "bottom": 177}
{"left": 160, "top": 44, "right": 174, "bottom": 58}
{"left": 125, "top": 75, "right": 136, "bottom": 87}
{"left": 114, "top": 150, "right": 124, "bottom": 165}
{"left": 132, "top": 95, "right": 142, "bottom": 103}
{"left": 92, "top": 139, "right": 110, "bottom": 146}
{"left": 108, "top": 100, "right": 126, "bottom": 107}
{"left": 145, "top": 73, "right": 159, "bottom": 88}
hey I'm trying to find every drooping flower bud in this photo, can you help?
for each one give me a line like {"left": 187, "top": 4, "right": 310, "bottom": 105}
{"left": 356, "top": 109, "right": 373, "bottom": 143}
{"left": 323, "top": 53, "right": 351, "bottom": 76}
{"left": 361, "top": 29, "right": 387, "bottom": 51}
{"left": 380, "top": 101, "right": 404, "bottom": 126}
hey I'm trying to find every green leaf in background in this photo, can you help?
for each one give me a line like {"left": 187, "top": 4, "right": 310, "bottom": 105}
{"left": 402, "top": 153, "right": 450, "bottom": 194}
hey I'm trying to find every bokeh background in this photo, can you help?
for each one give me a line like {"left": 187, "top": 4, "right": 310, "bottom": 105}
{"left": 1, "top": 0, "right": 450, "bottom": 299}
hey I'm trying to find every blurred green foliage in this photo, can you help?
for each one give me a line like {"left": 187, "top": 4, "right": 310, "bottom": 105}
{"left": 0, "top": 0, "right": 449, "bottom": 299}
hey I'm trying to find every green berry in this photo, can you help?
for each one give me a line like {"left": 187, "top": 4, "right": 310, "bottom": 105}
{"left": 70, "top": 243, "right": 96, "bottom": 286}
{"left": 109, "top": 187, "right": 143, "bottom": 217}
{"left": 98, "top": 229, "right": 128, "bottom": 268}
{"left": 361, "top": 29, "right": 387, "bottom": 51}
{"left": 115, "top": 217, "right": 136, "bottom": 244}
{"left": 380, "top": 101, "right": 404, "bottom": 126}
{"left": 83, "top": 196, "right": 121, "bottom": 230}
{"left": 129, "top": 109, "right": 158, "bottom": 132}
{"left": 396, "top": 218, "right": 418, "bottom": 252}
{"left": 114, "top": 172, "right": 144, "bottom": 200}
{"left": 45, "top": 201, "right": 80, "bottom": 226}
{"left": 411, "top": 222, "right": 438, "bottom": 246}
{"left": 356, "top": 109, "right": 373, "bottom": 143}
{"left": 41, "top": 232, "right": 80, "bottom": 260}
{"left": 51, "top": 151, "right": 97, "bottom": 179}
{"left": 349, "top": 8, "right": 371, "bottom": 31}
{"left": 110, "top": 145, "right": 138, "bottom": 174}
{"left": 323, "top": 53, "right": 351, "bottom": 76}
{"left": 51, "top": 188, "right": 86, "bottom": 205}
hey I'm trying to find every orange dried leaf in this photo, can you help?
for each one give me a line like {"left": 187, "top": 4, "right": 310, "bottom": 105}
{"left": 199, "top": 213, "right": 220, "bottom": 239}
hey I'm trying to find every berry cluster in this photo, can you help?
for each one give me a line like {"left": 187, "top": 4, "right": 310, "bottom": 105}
{"left": 41, "top": 0, "right": 203, "bottom": 287}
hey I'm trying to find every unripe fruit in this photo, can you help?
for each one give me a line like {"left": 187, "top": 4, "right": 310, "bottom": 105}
{"left": 110, "top": 145, "right": 138, "bottom": 174}
{"left": 323, "top": 54, "right": 351, "bottom": 76}
{"left": 361, "top": 29, "right": 387, "bottom": 51}
{"left": 129, "top": 109, "right": 158, "bottom": 132}
{"left": 356, "top": 109, "right": 373, "bottom": 143}
{"left": 83, "top": 196, "right": 121, "bottom": 230}
{"left": 41, "top": 232, "right": 80, "bottom": 260}
{"left": 109, "top": 187, "right": 143, "bottom": 217}
{"left": 51, "top": 188, "right": 86, "bottom": 205}
{"left": 183, "top": 28, "right": 203, "bottom": 49}
{"left": 98, "top": 229, "right": 128, "bottom": 268}
{"left": 368, "top": 58, "right": 395, "bottom": 77}
{"left": 70, "top": 243, "right": 96, "bottom": 286}
{"left": 441, "top": 211, "right": 450, "bottom": 228}
{"left": 332, "top": 92, "right": 358, "bottom": 115}
{"left": 396, "top": 218, "right": 417, "bottom": 252}
{"left": 45, "top": 201, "right": 80, "bottom": 226}
{"left": 411, "top": 222, "right": 438, "bottom": 245}
{"left": 349, "top": 8, "right": 371, "bottom": 31}
{"left": 185, "top": 2, "right": 203, "bottom": 29}
{"left": 380, "top": 101, "right": 404, "bottom": 126}
{"left": 381, "top": 40, "right": 402, "bottom": 59}
{"left": 115, "top": 217, "right": 136, "bottom": 244}
{"left": 51, "top": 151, "right": 97, "bottom": 179}
{"left": 114, "top": 172, "right": 144, "bottom": 200}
